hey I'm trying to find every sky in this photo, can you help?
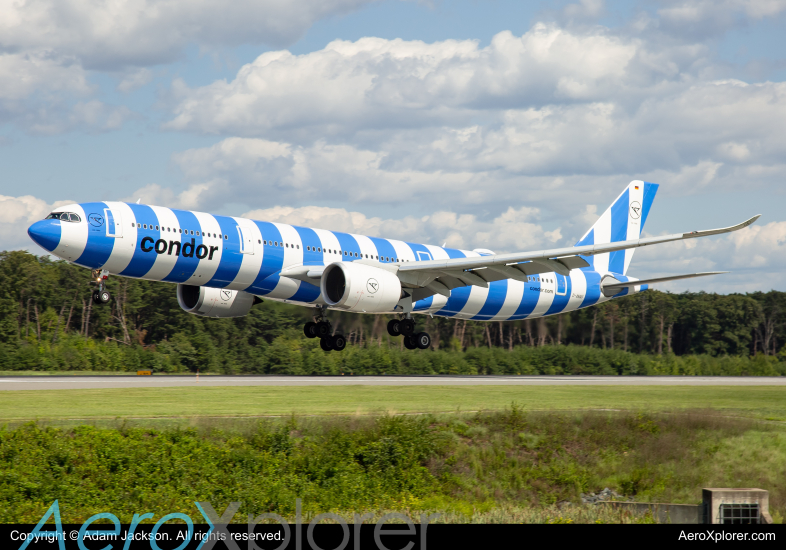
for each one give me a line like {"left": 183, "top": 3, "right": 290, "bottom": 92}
{"left": 1, "top": 0, "right": 785, "bottom": 294}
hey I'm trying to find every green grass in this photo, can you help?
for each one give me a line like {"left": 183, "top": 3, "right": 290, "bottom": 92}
{"left": 2, "top": 410, "right": 783, "bottom": 523}
{"left": 2, "top": 385, "right": 786, "bottom": 422}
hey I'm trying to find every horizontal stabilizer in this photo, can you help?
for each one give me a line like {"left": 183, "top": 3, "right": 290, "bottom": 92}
{"left": 601, "top": 271, "right": 727, "bottom": 296}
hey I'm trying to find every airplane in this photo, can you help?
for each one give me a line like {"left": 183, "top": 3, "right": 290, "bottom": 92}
{"left": 27, "top": 181, "right": 759, "bottom": 352}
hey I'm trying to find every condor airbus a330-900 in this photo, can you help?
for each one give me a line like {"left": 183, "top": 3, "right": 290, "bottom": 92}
{"left": 28, "top": 181, "right": 759, "bottom": 352}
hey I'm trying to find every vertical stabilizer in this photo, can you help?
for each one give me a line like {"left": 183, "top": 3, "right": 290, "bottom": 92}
{"left": 574, "top": 180, "right": 659, "bottom": 275}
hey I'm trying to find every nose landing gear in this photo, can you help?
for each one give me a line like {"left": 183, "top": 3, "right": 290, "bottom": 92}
{"left": 305, "top": 307, "right": 346, "bottom": 352}
{"left": 91, "top": 269, "right": 111, "bottom": 304}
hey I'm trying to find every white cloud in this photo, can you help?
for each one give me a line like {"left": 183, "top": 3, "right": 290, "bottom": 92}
{"left": 168, "top": 137, "right": 478, "bottom": 210}
{"left": 165, "top": 26, "right": 667, "bottom": 137}
{"left": 0, "top": 0, "right": 376, "bottom": 134}
{"left": 241, "top": 204, "right": 559, "bottom": 252}
{"left": 160, "top": 31, "right": 786, "bottom": 202}
{"left": 117, "top": 68, "right": 153, "bottom": 93}
{"left": 0, "top": 0, "right": 377, "bottom": 70}
{"left": 0, "top": 52, "right": 90, "bottom": 101}
{"left": 633, "top": 220, "right": 786, "bottom": 293}
{"left": 657, "top": 0, "right": 786, "bottom": 38}
{"left": 0, "top": 52, "right": 133, "bottom": 133}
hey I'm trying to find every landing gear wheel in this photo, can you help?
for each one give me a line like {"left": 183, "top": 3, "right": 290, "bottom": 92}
{"left": 320, "top": 337, "right": 333, "bottom": 351}
{"left": 98, "top": 290, "right": 111, "bottom": 304}
{"left": 387, "top": 319, "right": 401, "bottom": 337}
{"left": 316, "top": 321, "right": 332, "bottom": 338}
{"left": 415, "top": 332, "right": 431, "bottom": 350}
{"left": 403, "top": 334, "right": 417, "bottom": 350}
{"left": 304, "top": 322, "right": 317, "bottom": 339}
{"left": 331, "top": 334, "right": 347, "bottom": 352}
{"left": 399, "top": 318, "right": 415, "bottom": 336}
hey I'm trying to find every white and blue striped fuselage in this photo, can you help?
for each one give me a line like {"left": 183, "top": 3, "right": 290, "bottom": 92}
{"left": 29, "top": 201, "right": 646, "bottom": 322}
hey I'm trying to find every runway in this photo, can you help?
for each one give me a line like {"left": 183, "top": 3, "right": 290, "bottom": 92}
{"left": 1, "top": 375, "right": 784, "bottom": 391}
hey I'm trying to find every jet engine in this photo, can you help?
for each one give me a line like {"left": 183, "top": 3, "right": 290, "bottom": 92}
{"left": 321, "top": 262, "right": 402, "bottom": 313}
{"left": 177, "top": 284, "right": 258, "bottom": 318}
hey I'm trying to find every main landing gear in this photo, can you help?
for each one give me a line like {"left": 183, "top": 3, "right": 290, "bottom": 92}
{"left": 387, "top": 316, "right": 431, "bottom": 350}
{"left": 303, "top": 307, "right": 346, "bottom": 352}
{"left": 91, "top": 269, "right": 111, "bottom": 305}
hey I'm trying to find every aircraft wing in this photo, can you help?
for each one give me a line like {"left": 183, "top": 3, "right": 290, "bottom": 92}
{"left": 394, "top": 215, "right": 760, "bottom": 299}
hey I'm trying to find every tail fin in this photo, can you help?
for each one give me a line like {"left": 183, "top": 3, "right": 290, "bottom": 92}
{"left": 575, "top": 180, "right": 659, "bottom": 275}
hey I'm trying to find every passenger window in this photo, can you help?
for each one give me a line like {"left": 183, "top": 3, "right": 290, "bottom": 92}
{"left": 296, "top": 245, "right": 300, "bottom": 249}
{"left": 286, "top": 243, "right": 289, "bottom": 248}
{"left": 224, "top": 235, "right": 227, "bottom": 239}
{"left": 258, "top": 239, "right": 261, "bottom": 244}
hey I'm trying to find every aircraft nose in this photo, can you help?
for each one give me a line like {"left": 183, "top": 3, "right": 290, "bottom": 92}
{"left": 28, "top": 219, "right": 61, "bottom": 252}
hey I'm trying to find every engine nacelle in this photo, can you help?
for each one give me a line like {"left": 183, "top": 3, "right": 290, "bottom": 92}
{"left": 177, "top": 284, "right": 257, "bottom": 318}
{"left": 321, "top": 262, "right": 402, "bottom": 313}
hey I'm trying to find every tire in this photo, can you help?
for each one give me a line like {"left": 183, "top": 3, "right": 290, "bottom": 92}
{"left": 331, "top": 334, "right": 346, "bottom": 351}
{"left": 99, "top": 290, "right": 111, "bottom": 304}
{"left": 403, "top": 334, "right": 417, "bottom": 350}
{"left": 304, "top": 322, "right": 317, "bottom": 338}
{"left": 92, "top": 290, "right": 101, "bottom": 304}
{"left": 387, "top": 319, "right": 400, "bottom": 337}
{"left": 316, "top": 321, "right": 331, "bottom": 338}
{"left": 415, "top": 332, "right": 431, "bottom": 350}
{"left": 399, "top": 318, "right": 415, "bottom": 336}
{"left": 320, "top": 337, "right": 333, "bottom": 351}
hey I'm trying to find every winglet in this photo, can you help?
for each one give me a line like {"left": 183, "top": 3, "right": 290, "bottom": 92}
{"left": 682, "top": 214, "right": 761, "bottom": 239}
{"left": 136, "top": 198, "right": 141, "bottom": 204}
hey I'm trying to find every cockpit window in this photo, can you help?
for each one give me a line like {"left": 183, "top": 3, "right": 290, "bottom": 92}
{"left": 45, "top": 212, "right": 81, "bottom": 223}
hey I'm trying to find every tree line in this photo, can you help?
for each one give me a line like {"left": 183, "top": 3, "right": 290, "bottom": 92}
{"left": 0, "top": 250, "right": 783, "bottom": 375}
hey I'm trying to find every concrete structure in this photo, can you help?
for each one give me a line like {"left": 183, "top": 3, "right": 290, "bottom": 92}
{"left": 703, "top": 488, "right": 772, "bottom": 524}
{"left": 598, "top": 489, "right": 772, "bottom": 524}
{"left": 601, "top": 502, "right": 701, "bottom": 524}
